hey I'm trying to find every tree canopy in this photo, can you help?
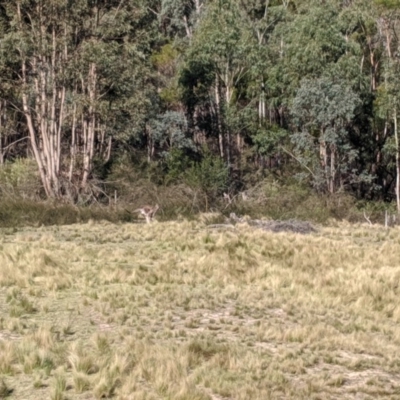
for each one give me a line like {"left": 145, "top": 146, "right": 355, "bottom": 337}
{"left": 1, "top": 0, "right": 400, "bottom": 209}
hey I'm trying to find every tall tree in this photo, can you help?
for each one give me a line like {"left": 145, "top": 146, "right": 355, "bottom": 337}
{"left": 159, "top": 0, "right": 204, "bottom": 40}
{"left": 290, "top": 77, "right": 361, "bottom": 193}
{"left": 374, "top": 0, "right": 400, "bottom": 210}
{"left": 0, "top": 0, "right": 157, "bottom": 200}
{"left": 181, "top": 0, "right": 258, "bottom": 165}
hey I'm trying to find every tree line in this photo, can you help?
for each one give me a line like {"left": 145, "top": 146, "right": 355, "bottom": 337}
{"left": 1, "top": 0, "right": 400, "bottom": 209}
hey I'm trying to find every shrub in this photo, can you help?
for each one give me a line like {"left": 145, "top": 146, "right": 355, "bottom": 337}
{"left": 164, "top": 148, "right": 191, "bottom": 184}
{"left": 0, "top": 158, "right": 42, "bottom": 200}
{"left": 184, "top": 150, "right": 229, "bottom": 198}
{"left": 0, "top": 199, "right": 133, "bottom": 227}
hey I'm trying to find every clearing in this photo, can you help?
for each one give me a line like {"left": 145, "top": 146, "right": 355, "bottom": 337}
{"left": 0, "top": 217, "right": 400, "bottom": 399}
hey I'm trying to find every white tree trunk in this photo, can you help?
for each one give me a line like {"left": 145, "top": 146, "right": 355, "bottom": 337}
{"left": 82, "top": 63, "right": 97, "bottom": 188}
{"left": 394, "top": 109, "right": 400, "bottom": 213}
{"left": 215, "top": 75, "right": 224, "bottom": 159}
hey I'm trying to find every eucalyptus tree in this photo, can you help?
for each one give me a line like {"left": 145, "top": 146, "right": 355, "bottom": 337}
{"left": 238, "top": 0, "right": 290, "bottom": 125}
{"left": 159, "top": 0, "right": 204, "bottom": 40}
{"left": 373, "top": 0, "right": 400, "bottom": 209}
{"left": 180, "top": 0, "right": 259, "bottom": 165}
{"left": 149, "top": 110, "right": 195, "bottom": 158}
{"left": 269, "top": 1, "right": 353, "bottom": 102}
{"left": 0, "top": 5, "right": 25, "bottom": 165}
{"left": 340, "top": 0, "right": 383, "bottom": 92}
{"left": 290, "top": 77, "right": 361, "bottom": 193}
{"left": 0, "top": 7, "right": 7, "bottom": 164}
{"left": 0, "top": 0, "right": 157, "bottom": 200}
{"left": 260, "top": 1, "right": 380, "bottom": 192}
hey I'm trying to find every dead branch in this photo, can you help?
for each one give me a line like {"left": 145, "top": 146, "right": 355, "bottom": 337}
{"left": 206, "top": 224, "right": 235, "bottom": 229}
{"left": 363, "top": 211, "right": 373, "bottom": 226}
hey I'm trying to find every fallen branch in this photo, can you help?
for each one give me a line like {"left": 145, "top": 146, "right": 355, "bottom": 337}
{"left": 206, "top": 224, "right": 235, "bottom": 229}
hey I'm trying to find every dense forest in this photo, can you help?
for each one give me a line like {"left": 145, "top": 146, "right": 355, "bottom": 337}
{"left": 1, "top": 0, "right": 400, "bottom": 219}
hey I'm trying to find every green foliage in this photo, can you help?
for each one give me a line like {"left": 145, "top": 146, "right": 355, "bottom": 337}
{"left": 165, "top": 148, "right": 192, "bottom": 184}
{"left": 152, "top": 43, "right": 181, "bottom": 107}
{"left": 227, "top": 178, "right": 360, "bottom": 223}
{"left": 374, "top": 0, "right": 400, "bottom": 8}
{"left": 1, "top": 0, "right": 400, "bottom": 210}
{"left": 151, "top": 43, "right": 179, "bottom": 68}
{"left": 200, "top": 0, "right": 259, "bottom": 92}
{"left": 252, "top": 125, "right": 288, "bottom": 156}
{"left": 376, "top": 59, "right": 400, "bottom": 118}
{"left": 179, "top": 56, "right": 215, "bottom": 117}
{"left": 0, "top": 199, "right": 131, "bottom": 228}
{"left": 0, "top": 0, "right": 158, "bottom": 197}
{"left": 150, "top": 111, "right": 195, "bottom": 153}
{"left": 290, "top": 77, "right": 362, "bottom": 191}
{"left": 0, "top": 159, "right": 42, "bottom": 199}
{"left": 184, "top": 149, "right": 229, "bottom": 196}
{"left": 271, "top": 2, "right": 347, "bottom": 93}
{"left": 291, "top": 77, "right": 360, "bottom": 131}
{"left": 160, "top": 0, "right": 201, "bottom": 38}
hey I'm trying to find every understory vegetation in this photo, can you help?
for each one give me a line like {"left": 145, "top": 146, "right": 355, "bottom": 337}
{"left": 0, "top": 219, "right": 400, "bottom": 399}
{"left": 0, "top": 153, "right": 396, "bottom": 228}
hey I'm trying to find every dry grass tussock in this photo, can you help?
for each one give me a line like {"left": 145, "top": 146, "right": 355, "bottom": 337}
{"left": 0, "top": 218, "right": 400, "bottom": 399}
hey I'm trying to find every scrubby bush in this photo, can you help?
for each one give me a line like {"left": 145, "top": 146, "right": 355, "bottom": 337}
{"left": 0, "top": 158, "right": 42, "bottom": 200}
{"left": 225, "top": 178, "right": 360, "bottom": 224}
{"left": 0, "top": 199, "right": 133, "bottom": 227}
{"left": 164, "top": 148, "right": 192, "bottom": 184}
{"left": 0, "top": 154, "right": 384, "bottom": 227}
{"left": 184, "top": 149, "right": 229, "bottom": 198}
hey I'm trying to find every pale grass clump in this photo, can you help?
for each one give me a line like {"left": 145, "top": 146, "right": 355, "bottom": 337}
{"left": 0, "top": 247, "right": 71, "bottom": 290}
{"left": 188, "top": 338, "right": 279, "bottom": 398}
{"left": 0, "top": 340, "right": 16, "bottom": 375}
{"left": 6, "top": 288, "right": 37, "bottom": 317}
{"left": 21, "top": 351, "right": 43, "bottom": 375}
{"left": 92, "top": 332, "right": 111, "bottom": 354}
{"left": 16, "top": 337, "right": 38, "bottom": 370}
{"left": 14, "top": 325, "right": 70, "bottom": 378}
{"left": 92, "top": 350, "right": 135, "bottom": 398}
{"left": 125, "top": 343, "right": 207, "bottom": 400}
{"left": 31, "top": 326, "right": 55, "bottom": 348}
{"left": 93, "top": 367, "right": 121, "bottom": 399}
{"left": 4, "top": 317, "right": 25, "bottom": 334}
{"left": 72, "top": 371, "right": 91, "bottom": 393}
{"left": 50, "top": 370, "right": 67, "bottom": 400}
{"left": 0, "top": 250, "right": 28, "bottom": 288}
{"left": 17, "top": 341, "right": 56, "bottom": 376}
{"left": 68, "top": 342, "right": 99, "bottom": 375}
{"left": 33, "top": 372, "right": 46, "bottom": 389}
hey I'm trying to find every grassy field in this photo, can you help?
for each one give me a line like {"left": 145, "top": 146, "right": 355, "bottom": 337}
{"left": 1, "top": 216, "right": 400, "bottom": 399}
